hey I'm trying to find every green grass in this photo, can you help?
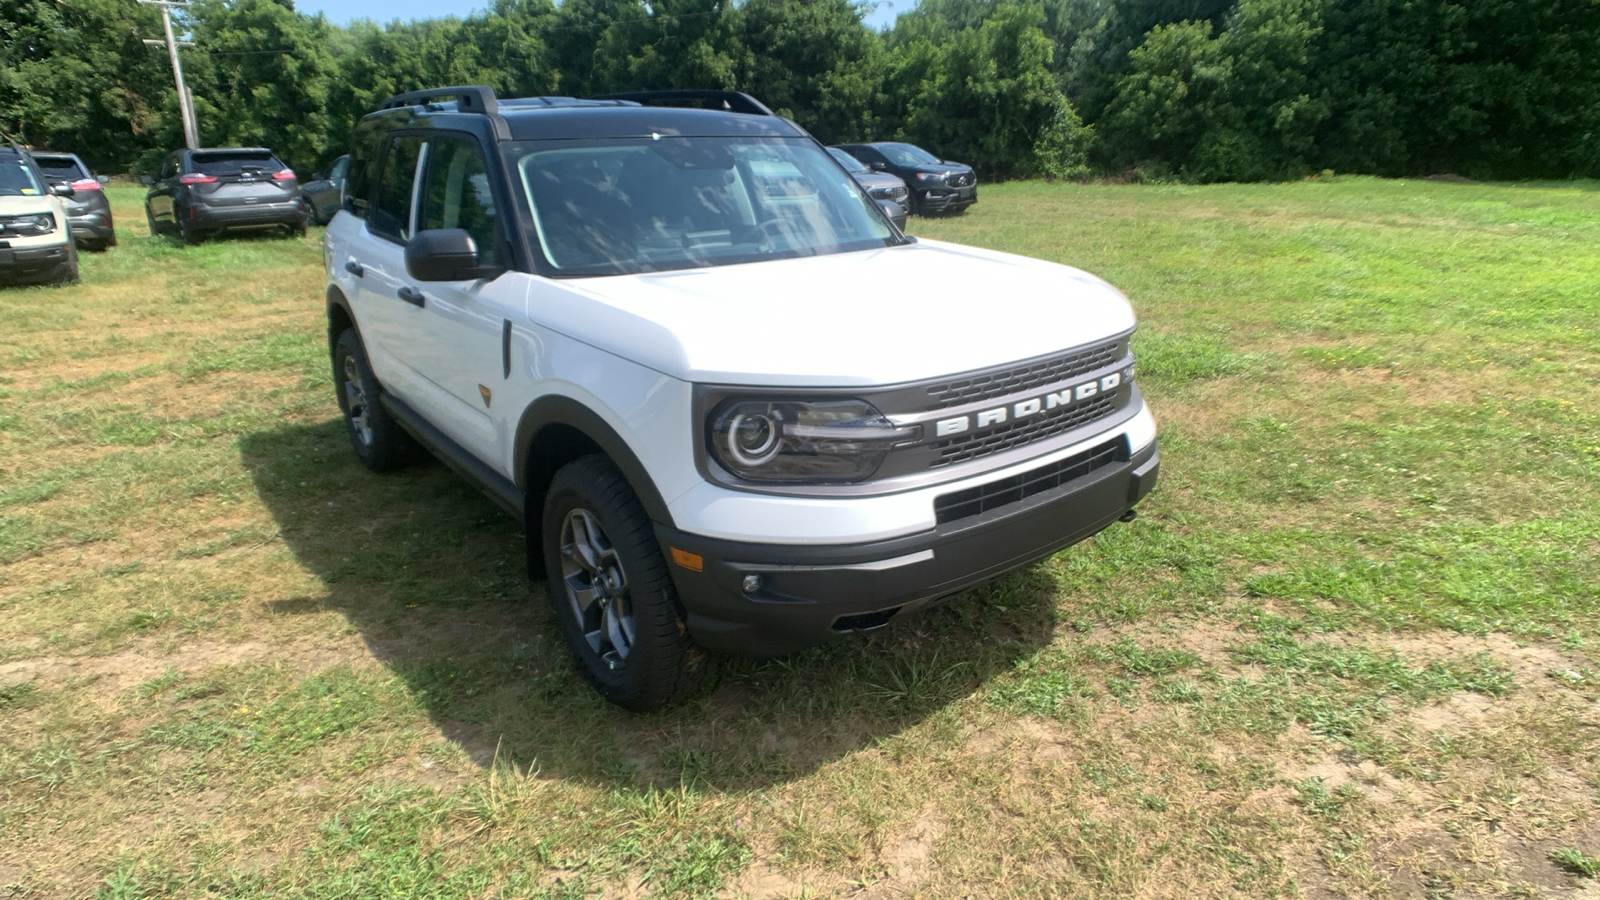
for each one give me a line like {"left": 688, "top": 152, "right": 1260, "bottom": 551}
{"left": 0, "top": 179, "right": 1597, "bottom": 897}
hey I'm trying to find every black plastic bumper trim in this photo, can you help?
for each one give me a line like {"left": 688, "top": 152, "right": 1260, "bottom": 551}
{"left": 657, "top": 439, "right": 1158, "bottom": 656}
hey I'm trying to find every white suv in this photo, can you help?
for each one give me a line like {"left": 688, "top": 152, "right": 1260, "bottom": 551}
{"left": 323, "top": 88, "right": 1160, "bottom": 710}
{"left": 1, "top": 144, "right": 79, "bottom": 286}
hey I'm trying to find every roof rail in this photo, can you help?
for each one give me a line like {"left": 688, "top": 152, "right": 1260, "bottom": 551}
{"left": 590, "top": 90, "right": 774, "bottom": 117}
{"left": 378, "top": 85, "right": 510, "bottom": 139}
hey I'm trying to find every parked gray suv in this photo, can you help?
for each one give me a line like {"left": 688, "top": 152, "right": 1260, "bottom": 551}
{"left": 143, "top": 147, "right": 306, "bottom": 244}
{"left": 29, "top": 152, "right": 116, "bottom": 252}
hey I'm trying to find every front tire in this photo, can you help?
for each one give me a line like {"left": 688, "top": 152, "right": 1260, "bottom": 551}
{"left": 542, "top": 455, "right": 711, "bottom": 711}
{"left": 333, "top": 328, "right": 416, "bottom": 472}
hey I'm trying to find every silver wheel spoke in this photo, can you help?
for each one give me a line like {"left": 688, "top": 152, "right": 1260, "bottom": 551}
{"left": 559, "top": 506, "right": 634, "bottom": 666}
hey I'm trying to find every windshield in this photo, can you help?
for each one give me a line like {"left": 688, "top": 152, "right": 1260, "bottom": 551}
{"left": 514, "top": 137, "right": 896, "bottom": 276}
{"left": 828, "top": 148, "right": 868, "bottom": 173}
{"left": 33, "top": 157, "right": 86, "bottom": 182}
{"left": 0, "top": 157, "right": 43, "bottom": 196}
{"left": 191, "top": 151, "right": 285, "bottom": 176}
{"left": 879, "top": 143, "right": 941, "bottom": 166}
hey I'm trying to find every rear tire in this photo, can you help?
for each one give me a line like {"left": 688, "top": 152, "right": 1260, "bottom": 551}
{"left": 542, "top": 455, "right": 711, "bottom": 711}
{"left": 333, "top": 328, "right": 417, "bottom": 472}
{"left": 177, "top": 212, "right": 204, "bottom": 245}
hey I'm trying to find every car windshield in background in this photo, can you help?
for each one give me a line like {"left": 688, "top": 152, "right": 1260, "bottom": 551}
{"left": 0, "top": 158, "right": 43, "bottom": 196}
{"left": 827, "top": 148, "right": 869, "bottom": 174}
{"left": 878, "top": 143, "right": 941, "bottom": 166}
{"left": 191, "top": 151, "right": 283, "bottom": 176}
{"left": 515, "top": 137, "right": 895, "bottom": 276}
{"left": 34, "top": 158, "right": 87, "bottom": 182}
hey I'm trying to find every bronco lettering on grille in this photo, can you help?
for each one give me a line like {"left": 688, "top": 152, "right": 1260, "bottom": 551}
{"left": 934, "top": 371, "right": 1125, "bottom": 438}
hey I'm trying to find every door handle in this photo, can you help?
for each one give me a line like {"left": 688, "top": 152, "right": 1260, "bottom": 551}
{"left": 344, "top": 260, "right": 364, "bottom": 277}
{"left": 398, "top": 286, "right": 426, "bottom": 307}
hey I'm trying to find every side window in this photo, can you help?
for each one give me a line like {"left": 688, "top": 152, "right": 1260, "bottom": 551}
{"left": 417, "top": 134, "right": 499, "bottom": 264}
{"left": 159, "top": 155, "right": 177, "bottom": 180}
{"left": 856, "top": 148, "right": 886, "bottom": 165}
{"left": 331, "top": 156, "right": 349, "bottom": 182}
{"left": 343, "top": 124, "right": 386, "bottom": 218}
{"left": 369, "top": 135, "right": 424, "bottom": 242}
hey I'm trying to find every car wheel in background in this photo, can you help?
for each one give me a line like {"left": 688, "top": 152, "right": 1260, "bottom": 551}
{"left": 51, "top": 243, "right": 80, "bottom": 286}
{"left": 542, "top": 455, "right": 712, "bottom": 712}
{"left": 333, "top": 328, "right": 417, "bottom": 472}
{"left": 177, "top": 214, "right": 205, "bottom": 245}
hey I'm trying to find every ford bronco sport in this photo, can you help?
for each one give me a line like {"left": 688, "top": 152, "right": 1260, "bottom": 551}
{"left": 0, "top": 144, "right": 79, "bottom": 286}
{"left": 324, "top": 87, "right": 1160, "bottom": 710}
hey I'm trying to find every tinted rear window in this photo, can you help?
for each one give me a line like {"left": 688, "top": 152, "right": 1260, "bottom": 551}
{"left": 33, "top": 157, "right": 87, "bottom": 181}
{"left": 190, "top": 151, "right": 284, "bottom": 176}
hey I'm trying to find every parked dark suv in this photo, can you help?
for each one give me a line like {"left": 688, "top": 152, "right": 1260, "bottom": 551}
{"left": 832, "top": 142, "right": 977, "bottom": 215}
{"left": 143, "top": 147, "right": 306, "bottom": 243}
{"left": 29, "top": 151, "right": 116, "bottom": 251}
{"left": 300, "top": 154, "right": 348, "bottom": 225}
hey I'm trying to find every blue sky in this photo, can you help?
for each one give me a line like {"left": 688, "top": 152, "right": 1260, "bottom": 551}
{"left": 299, "top": 0, "right": 905, "bottom": 31}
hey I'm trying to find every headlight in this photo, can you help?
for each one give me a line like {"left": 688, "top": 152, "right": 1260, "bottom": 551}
{"left": 1, "top": 214, "right": 55, "bottom": 235}
{"left": 916, "top": 172, "right": 945, "bottom": 182}
{"left": 709, "top": 399, "right": 921, "bottom": 483}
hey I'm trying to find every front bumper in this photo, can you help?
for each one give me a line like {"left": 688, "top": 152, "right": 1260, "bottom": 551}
{"left": 658, "top": 439, "right": 1158, "bottom": 656}
{"left": 917, "top": 185, "right": 977, "bottom": 213}
{"left": 0, "top": 242, "right": 73, "bottom": 283}
{"left": 187, "top": 201, "right": 305, "bottom": 230}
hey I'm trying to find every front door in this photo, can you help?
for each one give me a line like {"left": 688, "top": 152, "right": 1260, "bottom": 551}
{"left": 401, "top": 132, "right": 516, "bottom": 471}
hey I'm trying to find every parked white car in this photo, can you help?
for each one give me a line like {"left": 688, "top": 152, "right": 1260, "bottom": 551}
{"left": 322, "top": 87, "right": 1160, "bottom": 710}
{"left": 0, "top": 144, "right": 78, "bottom": 286}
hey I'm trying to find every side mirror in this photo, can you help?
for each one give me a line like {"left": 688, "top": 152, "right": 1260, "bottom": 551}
{"left": 877, "top": 199, "right": 907, "bottom": 232}
{"left": 139, "top": 176, "right": 154, "bottom": 186}
{"left": 868, "top": 161, "right": 887, "bottom": 171}
{"left": 97, "top": 175, "right": 109, "bottom": 184}
{"left": 405, "top": 228, "right": 505, "bottom": 282}
{"left": 312, "top": 172, "right": 324, "bottom": 181}
{"left": 50, "top": 183, "right": 74, "bottom": 198}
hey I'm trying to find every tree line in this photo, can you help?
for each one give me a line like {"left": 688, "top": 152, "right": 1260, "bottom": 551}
{"left": 3, "top": 0, "right": 1596, "bottom": 182}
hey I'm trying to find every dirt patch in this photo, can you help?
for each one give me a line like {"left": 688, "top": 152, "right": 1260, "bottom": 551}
{"left": 858, "top": 804, "right": 946, "bottom": 898}
{"left": 1410, "top": 692, "right": 1497, "bottom": 732}
{"left": 0, "top": 635, "right": 365, "bottom": 694}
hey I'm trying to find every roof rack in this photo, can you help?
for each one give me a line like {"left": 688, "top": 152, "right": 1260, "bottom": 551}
{"left": 590, "top": 90, "right": 774, "bottom": 117}
{"left": 378, "top": 85, "right": 510, "bottom": 139}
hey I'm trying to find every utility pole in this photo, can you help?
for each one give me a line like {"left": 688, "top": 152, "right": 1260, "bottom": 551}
{"left": 139, "top": 0, "right": 200, "bottom": 150}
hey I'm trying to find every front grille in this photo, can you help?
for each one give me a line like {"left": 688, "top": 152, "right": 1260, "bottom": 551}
{"left": 948, "top": 173, "right": 975, "bottom": 187}
{"left": 934, "top": 437, "right": 1127, "bottom": 524}
{"left": 925, "top": 340, "right": 1121, "bottom": 410}
{"left": 871, "top": 185, "right": 909, "bottom": 201}
{"left": 930, "top": 394, "right": 1118, "bottom": 467}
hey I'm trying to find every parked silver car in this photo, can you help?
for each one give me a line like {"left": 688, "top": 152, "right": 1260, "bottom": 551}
{"left": 828, "top": 147, "right": 909, "bottom": 230}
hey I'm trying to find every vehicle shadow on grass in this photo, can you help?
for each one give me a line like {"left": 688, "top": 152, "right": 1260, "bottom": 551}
{"left": 240, "top": 420, "right": 1061, "bottom": 792}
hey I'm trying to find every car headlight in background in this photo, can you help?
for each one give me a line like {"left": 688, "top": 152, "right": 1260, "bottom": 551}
{"left": 710, "top": 399, "right": 921, "bottom": 482}
{"left": 915, "top": 172, "right": 945, "bottom": 182}
{"left": 0, "top": 214, "right": 56, "bottom": 235}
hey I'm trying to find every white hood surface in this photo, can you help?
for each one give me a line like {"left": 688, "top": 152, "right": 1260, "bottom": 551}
{"left": 536, "top": 238, "right": 1137, "bottom": 387}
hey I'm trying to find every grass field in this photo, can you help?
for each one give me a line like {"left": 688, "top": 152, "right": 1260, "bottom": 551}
{"left": 1, "top": 179, "right": 1597, "bottom": 898}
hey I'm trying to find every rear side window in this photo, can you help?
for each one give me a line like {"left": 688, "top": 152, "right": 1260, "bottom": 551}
{"left": 418, "top": 135, "right": 499, "bottom": 264}
{"left": 189, "top": 151, "right": 284, "bottom": 176}
{"left": 33, "top": 157, "right": 87, "bottom": 182}
{"left": 369, "top": 135, "right": 424, "bottom": 242}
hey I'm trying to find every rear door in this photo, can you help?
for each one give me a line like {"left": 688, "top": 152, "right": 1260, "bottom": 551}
{"left": 184, "top": 150, "right": 298, "bottom": 209}
{"left": 350, "top": 134, "right": 431, "bottom": 403}
{"left": 149, "top": 153, "right": 180, "bottom": 227}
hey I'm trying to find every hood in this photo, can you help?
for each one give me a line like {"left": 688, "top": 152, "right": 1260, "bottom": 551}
{"left": 853, "top": 172, "right": 907, "bottom": 191}
{"left": 0, "top": 194, "right": 56, "bottom": 216}
{"left": 532, "top": 239, "right": 1136, "bottom": 387}
{"left": 912, "top": 163, "right": 971, "bottom": 175}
